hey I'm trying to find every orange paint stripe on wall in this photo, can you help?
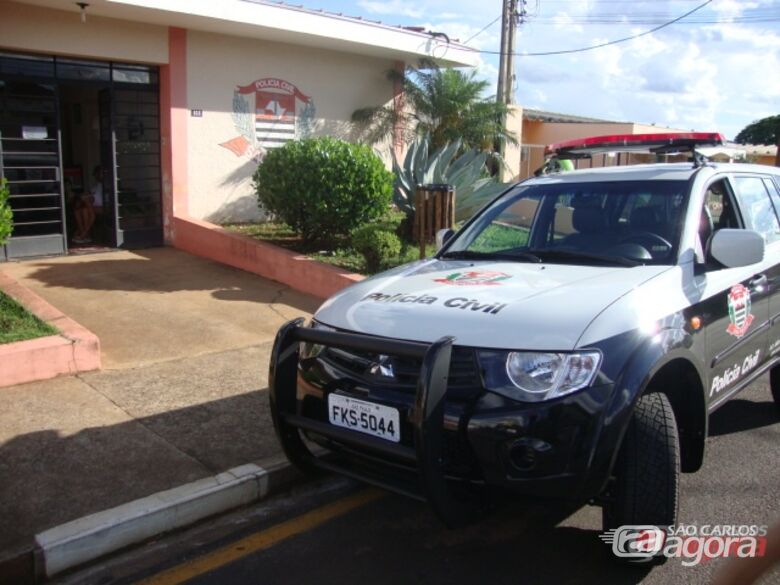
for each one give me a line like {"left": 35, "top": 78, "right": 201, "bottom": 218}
{"left": 160, "top": 26, "right": 188, "bottom": 243}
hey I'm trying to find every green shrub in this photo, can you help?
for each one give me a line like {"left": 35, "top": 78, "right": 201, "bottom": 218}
{"left": 0, "top": 178, "right": 12, "bottom": 246}
{"left": 372, "top": 209, "right": 406, "bottom": 238}
{"left": 253, "top": 137, "right": 393, "bottom": 243}
{"left": 352, "top": 223, "right": 402, "bottom": 273}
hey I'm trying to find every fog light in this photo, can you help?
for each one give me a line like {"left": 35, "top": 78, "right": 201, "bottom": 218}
{"left": 508, "top": 438, "right": 553, "bottom": 472}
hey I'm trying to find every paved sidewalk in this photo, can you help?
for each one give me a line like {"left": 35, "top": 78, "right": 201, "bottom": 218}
{"left": 0, "top": 249, "right": 319, "bottom": 557}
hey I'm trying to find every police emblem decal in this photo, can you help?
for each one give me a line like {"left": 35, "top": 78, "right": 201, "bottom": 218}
{"left": 726, "top": 284, "right": 754, "bottom": 338}
{"left": 433, "top": 270, "right": 512, "bottom": 286}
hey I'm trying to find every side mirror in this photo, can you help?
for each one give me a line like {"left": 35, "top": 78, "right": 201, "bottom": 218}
{"left": 708, "top": 229, "right": 765, "bottom": 268}
{"left": 436, "top": 228, "right": 455, "bottom": 250}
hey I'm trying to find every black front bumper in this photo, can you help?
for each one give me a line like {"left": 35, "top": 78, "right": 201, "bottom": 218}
{"left": 269, "top": 318, "right": 613, "bottom": 525}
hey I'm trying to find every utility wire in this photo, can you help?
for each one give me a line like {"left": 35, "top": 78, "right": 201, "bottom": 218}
{"left": 461, "top": 0, "right": 714, "bottom": 56}
{"left": 463, "top": 14, "right": 503, "bottom": 44}
{"left": 527, "top": 9, "right": 779, "bottom": 24}
{"left": 527, "top": 17, "right": 780, "bottom": 25}
{"left": 544, "top": 0, "right": 715, "bottom": 3}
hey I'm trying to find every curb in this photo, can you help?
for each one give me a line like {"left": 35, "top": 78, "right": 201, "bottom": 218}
{"left": 0, "top": 269, "right": 101, "bottom": 388}
{"left": 172, "top": 215, "right": 364, "bottom": 300}
{"left": 0, "top": 456, "right": 302, "bottom": 585}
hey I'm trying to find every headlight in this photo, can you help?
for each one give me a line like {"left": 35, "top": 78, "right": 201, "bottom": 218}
{"left": 478, "top": 350, "right": 601, "bottom": 402}
{"left": 300, "top": 319, "right": 334, "bottom": 359}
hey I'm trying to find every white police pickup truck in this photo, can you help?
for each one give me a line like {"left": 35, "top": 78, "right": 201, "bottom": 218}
{"left": 269, "top": 132, "right": 780, "bottom": 533}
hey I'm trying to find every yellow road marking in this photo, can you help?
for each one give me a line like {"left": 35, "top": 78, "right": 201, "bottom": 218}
{"left": 136, "top": 489, "right": 383, "bottom": 585}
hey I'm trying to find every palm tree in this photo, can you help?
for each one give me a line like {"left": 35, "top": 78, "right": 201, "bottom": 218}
{"left": 352, "top": 61, "right": 517, "bottom": 152}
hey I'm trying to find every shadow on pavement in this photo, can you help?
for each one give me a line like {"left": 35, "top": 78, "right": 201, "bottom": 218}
{"left": 0, "top": 387, "right": 278, "bottom": 554}
{"left": 225, "top": 490, "right": 653, "bottom": 585}
{"left": 708, "top": 399, "right": 780, "bottom": 437}
{"left": 13, "top": 247, "right": 319, "bottom": 311}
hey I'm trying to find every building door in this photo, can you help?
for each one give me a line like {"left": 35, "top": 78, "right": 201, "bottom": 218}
{"left": 111, "top": 79, "right": 163, "bottom": 248}
{"left": 0, "top": 78, "right": 66, "bottom": 259}
{"left": 0, "top": 52, "right": 163, "bottom": 259}
{"left": 98, "top": 88, "right": 117, "bottom": 248}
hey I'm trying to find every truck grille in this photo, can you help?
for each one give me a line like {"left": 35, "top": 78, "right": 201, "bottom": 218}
{"left": 318, "top": 345, "right": 482, "bottom": 394}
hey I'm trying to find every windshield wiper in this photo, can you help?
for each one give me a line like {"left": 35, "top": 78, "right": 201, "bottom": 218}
{"left": 440, "top": 249, "right": 542, "bottom": 263}
{"left": 528, "top": 248, "right": 640, "bottom": 267}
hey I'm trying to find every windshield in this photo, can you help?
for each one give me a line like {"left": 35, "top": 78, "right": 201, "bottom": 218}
{"left": 444, "top": 180, "right": 689, "bottom": 266}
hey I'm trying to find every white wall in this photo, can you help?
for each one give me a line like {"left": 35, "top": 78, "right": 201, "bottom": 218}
{"left": 0, "top": 2, "right": 168, "bottom": 64}
{"left": 185, "top": 30, "right": 397, "bottom": 223}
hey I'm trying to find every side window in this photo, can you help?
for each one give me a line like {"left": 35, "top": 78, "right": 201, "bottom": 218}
{"left": 732, "top": 176, "right": 780, "bottom": 244}
{"left": 703, "top": 180, "right": 739, "bottom": 229}
{"left": 763, "top": 178, "right": 780, "bottom": 229}
{"left": 698, "top": 179, "right": 738, "bottom": 262}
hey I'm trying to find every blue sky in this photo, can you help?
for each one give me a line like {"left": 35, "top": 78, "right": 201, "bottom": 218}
{"left": 315, "top": 0, "right": 779, "bottom": 139}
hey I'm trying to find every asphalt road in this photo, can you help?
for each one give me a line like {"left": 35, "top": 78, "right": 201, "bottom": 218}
{"left": 58, "top": 380, "right": 780, "bottom": 585}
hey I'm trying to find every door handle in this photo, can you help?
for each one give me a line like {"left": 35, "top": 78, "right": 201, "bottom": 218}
{"left": 749, "top": 274, "right": 768, "bottom": 293}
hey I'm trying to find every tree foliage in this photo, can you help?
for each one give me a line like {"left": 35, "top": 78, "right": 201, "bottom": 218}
{"left": 253, "top": 138, "right": 392, "bottom": 243}
{"left": 352, "top": 61, "right": 517, "bottom": 152}
{"left": 735, "top": 115, "right": 780, "bottom": 167}
{"left": 734, "top": 115, "right": 779, "bottom": 146}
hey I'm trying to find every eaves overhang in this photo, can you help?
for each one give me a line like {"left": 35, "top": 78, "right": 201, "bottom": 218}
{"left": 13, "top": 0, "right": 480, "bottom": 67}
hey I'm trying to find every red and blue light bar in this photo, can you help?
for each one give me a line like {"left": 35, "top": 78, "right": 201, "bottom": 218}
{"left": 545, "top": 132, "right": 726, "bottom": 157}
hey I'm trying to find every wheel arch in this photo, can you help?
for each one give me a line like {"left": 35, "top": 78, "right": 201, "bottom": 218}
{"left": 586, "top": 341, "right": 708, "bottom": 499}
{"left": 644, "top": 357, "right": 708, "bottom": 473}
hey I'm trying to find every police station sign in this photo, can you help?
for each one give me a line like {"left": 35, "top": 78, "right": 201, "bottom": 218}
{"left": 219, "top": 77, "right": 316, "bottom": 162}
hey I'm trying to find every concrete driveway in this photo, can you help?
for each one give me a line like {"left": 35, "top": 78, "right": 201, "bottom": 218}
{"left": 2, "top": 247, "right": 320, "bottom": 369}
{"left": 0, "top": 248, "right": 320, "bottom": 553}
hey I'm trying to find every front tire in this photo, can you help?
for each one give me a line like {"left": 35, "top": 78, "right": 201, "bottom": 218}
{"left": 602, "top": 392, "right": 680, "bottom": 537}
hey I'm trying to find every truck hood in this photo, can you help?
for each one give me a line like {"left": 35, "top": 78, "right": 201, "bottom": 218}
{"left": 314, "top": 259, "right": 671, "bottom": 351}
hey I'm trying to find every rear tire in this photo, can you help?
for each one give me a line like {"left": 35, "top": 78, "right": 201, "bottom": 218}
{"left": 771, "top": 366, "right": 780, "bottom": 410}
{"left": 602, "top": 392, "right": 680, "bottom": 562}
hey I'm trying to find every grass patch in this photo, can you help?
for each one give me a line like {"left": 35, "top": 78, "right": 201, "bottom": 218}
{"left": 223, "top": 222, "right": 437, "bottom": 275}
{"left": 0, "top": 291, "right": 57, "bottom": 344}
{"left": 225, "top": 222, "right": 320, "bottom": 254}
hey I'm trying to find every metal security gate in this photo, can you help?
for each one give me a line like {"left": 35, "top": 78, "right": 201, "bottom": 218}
{"left": 0, "top": 51, "right": 162, "bottom": 259}
{"left": 111, "top": 78, "right": 163, "bottom": 248}
{"left": 0, "top": 76, "right": 65, "bottom": 259}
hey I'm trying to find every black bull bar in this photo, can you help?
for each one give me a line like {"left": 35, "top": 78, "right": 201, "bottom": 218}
{"left": 269, "top": 318, "right": 480, "bottom": 526}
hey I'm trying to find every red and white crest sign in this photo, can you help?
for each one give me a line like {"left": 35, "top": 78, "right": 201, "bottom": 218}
{"left": 220, "top": 78, "right": 315, "bottom": 161}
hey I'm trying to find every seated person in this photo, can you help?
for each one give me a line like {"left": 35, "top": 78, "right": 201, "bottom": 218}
{"left": 73, "top": 166, "right": 104, "bottom": 244}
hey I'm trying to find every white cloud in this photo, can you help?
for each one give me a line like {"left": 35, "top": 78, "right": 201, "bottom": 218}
{"left": 551, "top": 12, "right": 584, "bottom": 34}
{"left": 510, "top": 0, "right": 780, "bottom": 137}
{"left": 710, "top": 0, "right": 760, "bottom": 20}
{"left": 475, "top": 57, "right": 499, "bottom": 96}
{"left": 706, "top": 22, "right": 780, "bottom": 49}
{"left": 336, "top": 0, "right": 779, "bottom": 139}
